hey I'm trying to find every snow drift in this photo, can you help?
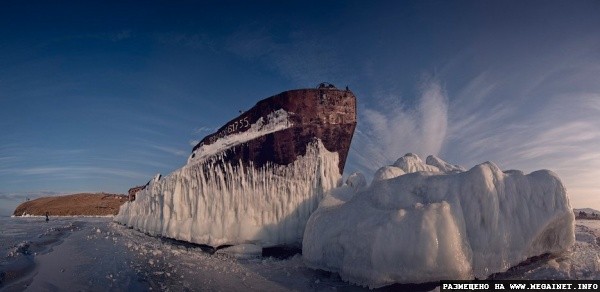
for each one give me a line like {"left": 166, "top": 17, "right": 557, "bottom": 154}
{"left": 115, "top": 135, "right": 341, "bottom": 247}
{"left": 303, "top": 153, "right": 575, "bottom": 288}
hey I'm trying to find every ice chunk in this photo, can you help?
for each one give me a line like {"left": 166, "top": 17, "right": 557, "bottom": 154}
{"left": 393, "top": 153, "right": 440, "bottom": 173}
{"left": 303, "top": 155, "right": 575, "bottom": 288}
{"left": 426, "top": 155, "right": 466, "bottom": 173}
{"left": 372, "top": 166, "right": 405, "bottom": 182}
{"left": 345, "top": 172, "right": 366, "bottom": 191}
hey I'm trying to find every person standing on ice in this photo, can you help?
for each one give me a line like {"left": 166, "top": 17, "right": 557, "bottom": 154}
{"left": 45, "top": 211, "right": 49, "bottom": 223}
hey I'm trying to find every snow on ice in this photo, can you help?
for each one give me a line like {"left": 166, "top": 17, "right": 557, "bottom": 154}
{"left": 115, "top": 110, "right": 341, "bottom": 247}
{"left": 187, "top": 109, "right": 292, "bottom": 164}
{"left": 303, "top": 153, "right": 575, "bottom": 288}
{"left": 0, "top": 217, "right": 371, "bottom": 291}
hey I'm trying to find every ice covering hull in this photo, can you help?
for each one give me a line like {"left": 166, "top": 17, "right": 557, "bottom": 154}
{"left": 116, "top": 85, "right": 356, "bottom": 247}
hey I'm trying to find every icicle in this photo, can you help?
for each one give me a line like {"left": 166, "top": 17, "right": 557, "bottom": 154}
{"left": 115, "top": 139, "right": 340, "bottom": 247}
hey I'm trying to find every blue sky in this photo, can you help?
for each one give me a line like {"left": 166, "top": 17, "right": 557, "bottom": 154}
{"left": 1, "top": 0, "right": 600, "bottom": 216}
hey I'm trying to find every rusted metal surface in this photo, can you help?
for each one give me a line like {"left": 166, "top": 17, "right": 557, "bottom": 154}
{"left": 192, "top": 86, "right": 357, "bottom": 174}
{"left": 127, "top": 184, "right": 147, "bottom": 201}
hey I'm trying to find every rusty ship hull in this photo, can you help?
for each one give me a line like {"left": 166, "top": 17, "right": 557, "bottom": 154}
{"left": 118, "top": 84, "right": 356, "bottom": 247}
{"left": 190, "top": 85, "right": 357, "bottom": 174}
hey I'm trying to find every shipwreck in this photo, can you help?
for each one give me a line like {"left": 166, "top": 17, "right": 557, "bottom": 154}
{"left": 117, "top": 83, "right": 357, "bottom": 247}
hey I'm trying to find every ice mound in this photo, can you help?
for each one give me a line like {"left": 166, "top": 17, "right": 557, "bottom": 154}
{"left": 372, "top": 166, "right": 405, "bottom": 182}
{"left": 393, "top": 153, "right": 440, "bottom": 173}
{"left": 303, "top": 154, "right": 575, "bottom": 288}
{"left": 115, "top": 140, "right": 341, "bottom": 248}
{"left": 346, "top": 172, "right": 367, "bottom": 191}
{"left": 425, "top": 154, "right": 466, "bottom": 173}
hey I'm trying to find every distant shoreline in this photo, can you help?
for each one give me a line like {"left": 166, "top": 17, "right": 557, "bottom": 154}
{"left": 10, "top": 214, "right": 115, "bottom": 218}
{"left": 12, "top": 193, "right": 128, "bottom": 217}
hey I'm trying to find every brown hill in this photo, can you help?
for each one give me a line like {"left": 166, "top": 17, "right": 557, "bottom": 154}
{"left": 13, "top": 193, "right": 128, "bottom": 216}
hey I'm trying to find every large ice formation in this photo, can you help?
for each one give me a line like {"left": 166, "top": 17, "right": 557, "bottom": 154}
{"left": 303, "top": 153, "right": 575, "bottom": 288}
{"left": 115, "top": 110, "right": 341, "bottom": 247}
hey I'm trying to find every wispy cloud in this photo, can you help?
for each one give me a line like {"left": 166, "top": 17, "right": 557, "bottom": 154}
{"left": 347, "top": 79, "right": 448, "bottom": 174}
{"left": 0, "top": 146, "right": 89, "bottom": 174}
{"left": 0, "top": 191, "right": 65, "bottom": 216}
{"left": 0, "top": 156, "right": 17, "bottom": 163}
{"left": 347, "top": 39, "right": 600, "bottom": 211}
{"left": 441, "top": 47, "right": 600, "bottom": 209}
{"left": 189, "top": 126, "right": 216, "bottom": 146}
{"left": 0, "top": 191, "right": 62, "bottom": 201}
{"left": 583, "top": 93, "right": 600, "bottom": 111}
{"left": 194, "top": 126, "right": 214, "bottom": 134}
{"left": 91, "top": 157, "right": 172, "bottom": 170}
{"left": 149, "top": 145, "right": 188, "bottom": 157}
{"left": 10, "top": 166, "right": 147, "bottom": 179}
{"left": 20, "top": 167, "right": 67, "bottom": 175}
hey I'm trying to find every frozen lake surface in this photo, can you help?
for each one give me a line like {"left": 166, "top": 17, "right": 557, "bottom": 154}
{"left": 1, "top": 217, "right": 599, "bottom": 291}
{"left": 0, "top": 217, "right": 385, "bottom": 291}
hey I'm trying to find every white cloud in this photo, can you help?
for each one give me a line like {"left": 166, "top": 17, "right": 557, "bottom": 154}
{"left": 442, "top": 59, "right": 600, "bottom": 210}
{"left": 149, "top": 145, "right": 188, "bottom": 157}
{"left": 194, "top": 126, "right": 214, "bottom": 134}
{"left": 346, "top": 80, "right": 448, "bottom": 174}
{"left": 347, "top": 37, "right": 600, "bottom": 212}
{"left": 583, "top": 93, "right": 600, "bottom": 111}
{"left": 20, "top": 167, "right": 67, "bottom": 175}
{"left": 12, "top": 166, "right": 147, "bottom": 179}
